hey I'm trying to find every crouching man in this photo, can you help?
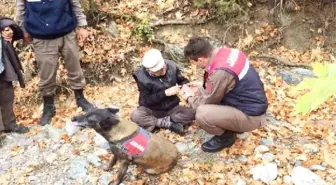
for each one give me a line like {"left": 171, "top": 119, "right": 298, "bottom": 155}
{"left": 181, "top": 37, "right": 268, "bottom": 152}
{"left": 131, "top": 49, "right": 195, "bottom": 135}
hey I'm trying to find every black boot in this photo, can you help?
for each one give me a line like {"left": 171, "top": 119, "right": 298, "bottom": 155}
{"left": 169, "top": 122, "right": 185, "bottom": 135}
{"left": 201, "top": 131, "right": 236, "bottom": 153}
{"left": 5, "top": 125, "right": 30, "bottom": 134}
{"left": 40, "top": 96, "right": 56, "bottom": 126}
{"left": 74, "top": 89, "right": 94, "bottom": 112}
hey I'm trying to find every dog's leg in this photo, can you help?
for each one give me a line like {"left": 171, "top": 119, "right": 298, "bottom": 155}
{"left": 103, "top": 147, "right": 119, "bottom": 171}
{"left": 111, "top": 159, "right": 129, "bottom": 185}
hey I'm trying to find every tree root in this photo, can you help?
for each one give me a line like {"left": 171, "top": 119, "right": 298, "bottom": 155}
{"left": 256, "top": 54, "right": 313, "bottom": 69}
{"left": 149, "top": 16, "right": 216, "bottom": 27}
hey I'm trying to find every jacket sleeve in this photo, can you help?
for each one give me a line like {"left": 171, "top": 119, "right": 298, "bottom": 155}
{"left": 70, "top": 0, "right": 88, "bottom": 27}
{"left": 176, "top": 67, "right": 189, "bottom": 85}
{"left": 187, "top": 70, "right": 236, "bottom": 109}
{"left": 16, "top": 0, "right": 26, "bottom": 31}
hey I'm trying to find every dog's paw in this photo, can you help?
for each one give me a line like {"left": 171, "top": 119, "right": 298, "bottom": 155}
{"left": 102, "top": 164, "right": 112, "bottom": 171}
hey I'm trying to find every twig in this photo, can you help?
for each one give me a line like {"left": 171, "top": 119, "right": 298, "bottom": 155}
{"left": 257, "top": 54, "right": 312, "bottom": 69}
{"left": 149, "top": 16, "right": 216, "bottom": 27}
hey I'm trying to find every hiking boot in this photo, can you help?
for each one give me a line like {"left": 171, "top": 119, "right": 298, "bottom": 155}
{"left": 201, "top": 130, "right": 236, "bottom": 153}
{"left": 169, "top": 122, "right": 185, "bottom": 135}
{"left": 40, "top": 96, "right": 56, "bottom": 126}
{"left": 5, "top": 125, "right": 30, "bottom": 134}
{"left": 74, "top": 89, "right": 94, "bottom": 112}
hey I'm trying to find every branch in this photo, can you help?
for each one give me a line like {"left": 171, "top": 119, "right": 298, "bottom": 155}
{"left": 149, "top": 16, "right": 216, "bottom": 27}
{"left": 257, "top": 54, "right": 312, "bottom": 69}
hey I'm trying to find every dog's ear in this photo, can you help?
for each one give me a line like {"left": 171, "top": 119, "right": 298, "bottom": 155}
{"left": 107, "top": 107, "right": 119, "bottom": 114}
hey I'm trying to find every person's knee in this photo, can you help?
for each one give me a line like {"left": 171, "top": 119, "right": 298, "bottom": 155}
{"left": 195, "top": 105, "right": 210, "bottom": 123}
{"left": 130, "top": 107, "right": 148, "bottom": 123}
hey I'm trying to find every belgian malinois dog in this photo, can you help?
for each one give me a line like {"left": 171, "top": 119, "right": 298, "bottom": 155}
{"left": 71, "top": 108, "right": 178, "bottom": 185}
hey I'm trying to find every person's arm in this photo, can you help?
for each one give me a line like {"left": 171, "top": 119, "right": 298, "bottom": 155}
{"left": 187, "top": 70, "right": 236, "bottom": 109}
{"left": 176, "top": 67, "right": 189, "bottom": 85}
{"left": 16, "top": 0, "right": 26, "bottom": 30}
{"left": 70, "top": 0, "right": 88, "bottom": 27}
{"left": 136, "top": 80, "right": 167, "bottom": 106}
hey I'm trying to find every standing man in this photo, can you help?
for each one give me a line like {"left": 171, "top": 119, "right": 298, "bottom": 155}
{"left": 16, "top": 0, "right": 94, "bottom": 125}
{"left": 131, "top": 48, "right": 195, "bottom": 135}
{"left": 0, "top": 16, "right": 29, "bottom": 133}
{"left": 181, "top": 37, "right": 268, "bottom": 152}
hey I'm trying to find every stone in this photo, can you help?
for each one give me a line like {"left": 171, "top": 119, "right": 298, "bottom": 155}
{"left": 45, "top": 153, "right": 58, "bottom": 164}
{"left": 69, "top": 158, "right": 89, "bottom": 179}
{"left": 236, "top": 132, "right": 249, "bottom": 140}
{"left": 236, "top": 179, "right": 246, "bottom": 185}
{"left": 321, "top": 162, "right": 328, "bottom": 168}
{"left": 237, "top": 155, "right": 248, "bottom": 163}
{"left": 293, "top": 68, "right": 315, "bottom": 78}
{"left": 99, "top": 172, "right": 113, "bottom": 185}
{"left": 107, "top": 21, "right": 118, "bottom": 38}
{"left": 260, "top": 138, "right": 274, "bottom": 146}
{"left": 295, "top": 161, "right": 302, "bottom": 167}
{"left": 262, "top": 153, "right": 275, "bottom": 162}
{"left": 175, "top": 142, "right": 189, "bottom": 153}
{"left": 252, "top": 163, "right": 278, "bottom": 184}
{"left": 87, "top": 154, "right": 102, "bottom": 167}
{"left": 283, "top": 175, "right": 292, "bottom": 184}
{"left": 310, "top": 165, "right": 326, "bottom": 171}
{"left": 291, "top": 166, "right": 327, "bottom": 185}
{"left": 78, "top": 133, "right": 89, "bottom": 142}
{"left": 94, "top": 133, "right": 110, "bottom": 150}
{"left": 255, "top": 145, "right": 270, "bottom": 153}
{"left": 65, "top": 121, "right": 81, "bottom": 136}
{"left": 46, "top": 125, "right": 63, "bottom": 142}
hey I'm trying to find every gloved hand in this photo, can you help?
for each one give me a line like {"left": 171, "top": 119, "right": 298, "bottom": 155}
{"left": 165, "top": 85, "right": 181, "bottom": 96}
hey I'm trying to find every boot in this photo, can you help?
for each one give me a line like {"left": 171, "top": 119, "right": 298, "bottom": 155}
{"left": 74, "top": 89, "right": 94, "bottom": 112}
{"left": 169, "top": 122, "right": 185, "bottom": 135}
{"left": 201, "top": 130, "right": 236, "bottom": 153}
{"left": 5, "top": 125, "right": 30, "bottom": 134}
{"left": 40, "top": 96, "right": 56, "bottom": 126}
{"left": 157, "top": 116, "right": 185, "bottom": 135}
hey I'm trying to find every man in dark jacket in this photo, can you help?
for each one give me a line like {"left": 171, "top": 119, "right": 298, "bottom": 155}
{"left": 16, "top": 0, "right": 94, "bottom": 125}
{"left": 181, "top": 37, "right": 268, "bottom": 152}
{"left": 0, "top": 17, "right": 29, "bottom": 133}
{"left": 131, "top": 49, "right": 195, "bottom": 134}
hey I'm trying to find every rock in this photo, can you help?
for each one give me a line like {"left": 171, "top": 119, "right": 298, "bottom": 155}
{"left": 278, "top": 68, "right": 315, "bottom": 85}
{"left": 236, "top": 179, "right": 246, "bottom": 185}
{"left": 78, "top": 133, "right": 89, "bottom": 142}
{"left": 69, "top": 158, "right": 89, "bottom": 179}
{"left": 293, "top": 68, "right": 315, "bottom": 78}
{"left": 237, "top": 155, "right": 248, "bottom": 163}
{"left": 252, "top": 163, "right": 278, "bottom": 184}
{"left": 321, "top": 162, "right": 328, "bottom": 168}
{"left": 107, "top": 21, "right": 118, "bottom": 38}
{"left": 28, "top": 176, "right": 38, "bottom": 181}
{"left": 46, "top": 125, "right": 63, "bottom": 142}
{"left": 310, "top": 165, "right": 326, "bottom": 171}
{"left": 237, "top": 132, "right": 249, "bottom": 140}
{"left": 302, "top": 143, "right": 319, "bottom": 154}
{"left": 45, "top": 153, "right": 58, "bottom": 164}
{"left": 18, "top": 138, "right": 34, "bottom": 148}
{"left": 291, "top": 166, "right": 327, "bottom": 185}
{"left": 94, "top": 133, "right": 110, "bottom": 150}
{"left": 283, "top": 175, "right": 292, "bottom": 184}
{"left": 262, "top": 153, "right": 275, "bottom": 162}
{"left": 255, "top": 145, "right": 270, "bottom": 153}
{"left": 87, "top": 154, "right": 102, "bottom": 167}
{"left": 260, "top": 138, "right": 275, "bottom": 146}
{"left": 295, "top": 161, "right": 302, "bottom": 167}
{"left": 65, "top": 121, "right": 81, "bottom": 136}
{"left": 175, "top": 142, "right": 189, "bottom": 153}
{"left": 99, "top": 172, "right": 113, "bottom": 185}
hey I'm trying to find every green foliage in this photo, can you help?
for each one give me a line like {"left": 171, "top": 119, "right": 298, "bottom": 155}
{"left": 291, "top": 63, "right": 336, "bottom": 115}
{"left": 192, "top": 0, "right": 247, "bottom": 19}
{"left": 133, "top": 18, "right": 154, "bottom": 41}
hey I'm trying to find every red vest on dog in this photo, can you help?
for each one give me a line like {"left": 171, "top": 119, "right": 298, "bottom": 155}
{"left": 120, "top": 128, "right": 150, "bottom": 158}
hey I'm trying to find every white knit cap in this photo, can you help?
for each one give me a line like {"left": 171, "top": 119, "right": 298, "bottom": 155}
{"left": 142, "top": 49, "right": 165, "bottom": 72}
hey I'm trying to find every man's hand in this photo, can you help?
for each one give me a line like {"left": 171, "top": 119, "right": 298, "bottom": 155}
{"left": 187, "top": 81, "right": 203, "bottom": 88}
{"left": 181, "top": 85, "right": 194, "bottom": 100}
{"left": 23, "top": 31, "right": 32, "bottom": 44}
{"left": 77, "top": 27, "right": 89, "bottom": 44}
{"left": 165, "top": 85, "right": 181, "bottom": 96}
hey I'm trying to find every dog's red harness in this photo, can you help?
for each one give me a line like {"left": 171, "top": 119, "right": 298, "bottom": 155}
{"left": 120, "top": 127, "right": 150, "bottom": 158}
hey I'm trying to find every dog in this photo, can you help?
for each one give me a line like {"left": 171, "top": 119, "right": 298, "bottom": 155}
{"left": 71, "top": 108, "right": 178, "bottom": 185}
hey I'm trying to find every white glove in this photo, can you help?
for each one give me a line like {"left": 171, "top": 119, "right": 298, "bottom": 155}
{"left": 165, "top": 85, "right": 181, "bottom": 96}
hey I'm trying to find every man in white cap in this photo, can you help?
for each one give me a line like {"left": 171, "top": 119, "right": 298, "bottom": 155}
{"left": 131, "top": 48, "right": 195, "bottom": 134}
